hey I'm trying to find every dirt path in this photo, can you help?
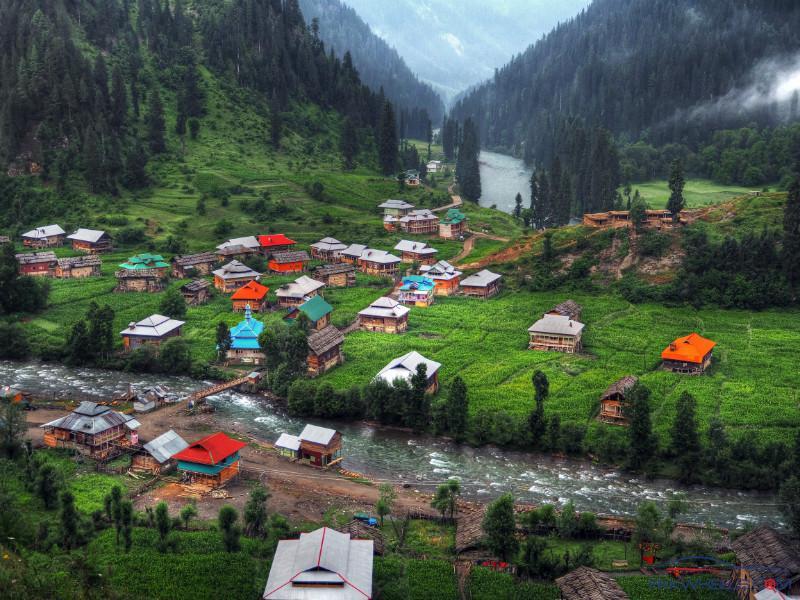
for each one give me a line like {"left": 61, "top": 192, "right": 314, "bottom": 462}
{"left": 431, "top": 183, "right": 463, "bottom": 213}
{"left": 451, "top": 232, "right": 511, "bottom": 265}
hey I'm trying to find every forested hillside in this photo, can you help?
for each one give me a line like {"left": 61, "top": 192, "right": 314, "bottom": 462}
{"left": 298, "top": 0, "right": 444, "bottom": 131}
{"left": 452, "top": 0, "right": 800, "bottom": 164}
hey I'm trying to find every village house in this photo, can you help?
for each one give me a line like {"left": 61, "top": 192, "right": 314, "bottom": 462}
{"left": 174, "top": 432, "right": 247, "bottom": 489}
{"left": 387, "top": 209, "right": 440, "bottom": 234}
{"left": 439, "top": 208, "right": 468, "bottom": 239}
{"left": 131, "top": 430, "right": 189, "bottom": 475}
{"left": 310, "top": 237, "right": 348, "bottom": 261}
{"left": 216, "top": 235, "right": 261, "bottom": 258}
{"left": 1, "top": 386, "right": 25, "bottom": 404}
{"left": 180, "top": 279, "right": 211, "bottom": 306}
{"left": 460, "top": 269, "right": 502, "bottom": 298}
{"left": 0, "top": 235, "right": 10, "bottom": 245}
{"left": 394, "top": 239, "right": 439, "bottom": 264}
{"left": 307, "top": 325, "right": 345, "bottom": 376}
{"left": 547, "top": 299, "right": 582, "bottom": 321}
{"left": 275, "top": 275, "right": 325, "bottom": 308}
{"left": 597, "top": 376, "right": 638, "bottom": 425}
{"left": 583, "top": 209, "right": 687, "bottom": 229}
{"left": 66, "top": 228, "right": 112, "bottom": 253}
{"left": 313, "top": 263, "right": 356, "bottom": 287}
{"left": 398, "top": 275, "right": 436, "bottom": 307}
{"left": 528, "top": 313, "right": 585, "bottom": 353}
{"left": 258, "top": 233, "right": 296, "bottom": 256}
{"left": 16, "top": 252, "right": 57, "bottom": 276}
{"left": 275, "top": 424, "right": 343, "bottom": 467}
{"left": 286, "top": 295, "right": 333, "bottom": 330}
{"left": 213, "top": 260, "right": 262, "bottom": 292}
{"left": 358, "top": 248, "right": 401, "bottom": 276}
{"left": 404, "top": 170, "right": 421, "bottom": 186}
{"left": 379, "top": 198, "right": 415, "bottom": 218}
{"left": 426, "top": 160, "right": 442, "bottom": 173}
{"left": 215, "top": 243, "right": 256, "bottom": 262}
{"left": 40, "top": 401, "right": 140, "bottom": 460}
{"left": 171, "top": 252, "right": 218, "bottom": 278}
{"left": 55, "top": 255, "right": 102, "bottom": 278}
{"left": 230, "top": 280, "right": 270, "bottom": 312}
{"left": 132, "top": 385, "right": 172, "bottom": 413}
{"left": 22, "top": 224, "right": 65, "bottom": 248}
{"left": 268, "top": 250, "right": 311, "bottom": 273}
{"left": 555, "top": 567, "right": 629, "bottom": 600}
{"left": 358, "top": 296, "right": 410, "bottom": 333}
{"left": 115, "top": 253, "right": 169, "bottom": 292}
{"left": 661, "top": 332, "right": 716, "bottom": 374}
{"left": 227, "top": 305, "right": 266, "bottom": 365}
{"left": 262, "top": 526, "right": 373, "bottom": 600}
{"left": 420, "top": 260, "right": 462, "bottom": 296}
{"left": 120, "top": 314, "right": 185, "bottom": 352}
{"left": 731, "top": 525, "right": 800, "bottom": 600}
{"left": 274, "top": 433, "right": 301, "bottom": 459}
{"left": 376, "top": 351, "right": 441, "bottom": 394}
{"left": 340, "top": 243, "right": 368, "bottom": 264}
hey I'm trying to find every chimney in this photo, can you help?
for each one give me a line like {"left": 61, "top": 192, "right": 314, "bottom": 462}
{"left": 669, "top": 343, "right": 676, "bottom": 351}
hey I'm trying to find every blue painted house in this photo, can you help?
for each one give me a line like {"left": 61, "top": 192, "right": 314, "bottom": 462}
{"left": 226, "top": 305, "right": 265, "bottom": 365}
{"left": 398, "top": 275, "right": 435, "bottom": 307}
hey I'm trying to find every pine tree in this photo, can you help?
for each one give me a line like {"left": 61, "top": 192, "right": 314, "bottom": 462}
{"left": 59, "top": 490, "right": 79, "bottom": 550}
{"left": 529, "top": 370, "right": 548, "bottom": 446}
{"left": 216, "top": 322, "right": 232, "bottom": 361}
{"left": 243, "top": 485, "right": 270, "bottom": 537}
{"left": 513, "top": 193, "right": 523, "bottom": 219}
{"left": 445, "top": 376, "right": 468, "bottom": 439}
{"left": 456, "top": 118, "right": 481, "bottom": 202}
{"left": 667, "top": 159, "right": 686, "bottom": 221}
{"left": 378, "top": 101, "right": 398, "bottom": 175}
{"left": 110, "top": 66, "right": 127, "bottom": 131}
{"left": 482, "top": 493, "right": 518, "bottom": 561}
{"left": 147, "top": 88, "right": 166, "bottom": 154}
{"left": 218, "top": 505, "right": 241, "bottom": 552}
{"left": 340, "top": 117, "right": 358, "bottom": 170}
{"left": 270, "top": 100, "right": 282, "bottom": 149}
{"left": 784, "top": 174, "right": 800, "bottom": 291}
{"left": 671, "top": 392, "right": 700, "bottom": 483}
{"left": 626, "top": 383, "right": 656, "bottom": 471}
{"left": 124, "top": 139, "right": 149, "bottom": 189}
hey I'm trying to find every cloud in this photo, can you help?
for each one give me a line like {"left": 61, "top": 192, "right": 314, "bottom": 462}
{"left": 440, "top": 32, "right": 464, "bottom": 57}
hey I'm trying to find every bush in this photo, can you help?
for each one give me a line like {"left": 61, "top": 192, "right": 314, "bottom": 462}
{"left": 637, "top": 231, "right": 672, "bottom": 258}
{"left": 116, "top": 227, "right": 147, "bottom": 246}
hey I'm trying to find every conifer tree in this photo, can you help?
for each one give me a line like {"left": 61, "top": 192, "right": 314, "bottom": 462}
{"left": 482, "top": 493, "right": 518, "bottom": 561}
{"left": 784, "top": 174, "right": 800, "bottom": 291}
{"left": 59, "top": 490, "right": 79, "bottom": 550}
{"left": 378, "top": 101, "right": 398, "bottom": 175}
{"left": 124, "top": 140, "right": 149, "bottom": 189}
{"left": 667, "top": 159, "right": 686, "bottom": 221}
{"left": 671, "top": 392, "right": 700, "bottom": 483}
{"left": 340, "top": 117, "right": 358, "bottom": 170}
{"left": 110, "top": 66, "right": 127, "bottom": 131}
{"left": 456, "top": 118, "right": 481, "bottom": 202}
{"left": 446, "top": 376, "right": 468, "bottom": 439}
{"left": 529, "top": 370, "right": 549, "bottom": 446}
{"left": 626, "top": 383, "right": 656, "bottom": 471}
{"left": 147, "top": 88, "right": 166, "bottom": 154}
{"left": 513, "top": 192, "right": 523, "bottom": 219}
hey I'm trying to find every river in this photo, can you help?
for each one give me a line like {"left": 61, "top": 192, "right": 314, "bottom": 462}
{"left": 478, "top": 150, "right": 533, "bottom": 214}
{"left": 2, "top": 360, "right": 782, "bottom": 529}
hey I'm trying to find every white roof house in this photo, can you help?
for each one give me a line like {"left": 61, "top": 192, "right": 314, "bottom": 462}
{"left": 41, "top": 401, "right": 139, "bottom": 436}
{"left": 263, "top": 527, "right": 373, "bottom": 599}
{"left": 212, "top": 260, "right": 261, "bottom": 281}
{"left": 142, "top": 430, "right": 189, "bottom": 464}
{"left": 358, "top": 297, "right": 410, "bottom": 319}
{"left": 274, "top": 433, "right": 301, "bottom": 452}
{"left": 66, "top": 228, "right": 108, "bottom": 243}
{"left": 299, "top": 424, "right": 337, "bottom": 446}
{"left": 376, "top": 351, "right": 441, "bottom": 386}
{"left": 341, "top": 243, "right": 368, "bottom": 261}
{"left": 394, "top": 240, "right": 438, "bottom": 256}
{"left": 378, "top": 199, "right": 414, "bottom": 210}
{"left": 311, "top": 237, "right": 348, "bottom": 252}
{"left": 460, "top": 269, "right": 502, "bottom": 288}
{"left": 276, "top": 276, "right": 325, "bottom": 300}
{"left": 216, "top": 236, "right": 261, "bottom": 251}
{"left": 22, "top": 224, "right": 65, "bottom": 239}
{"left": 421, "top": 260, "right": 461, "bottom": 281}
{"left": 359, "top": 249, "right": 401, "bottom": 265}
{"left": 120, "top": 314, "right": 185, "bottom": 338}
{"left": 528, "top": 314, "right": 585, "bottom": 337}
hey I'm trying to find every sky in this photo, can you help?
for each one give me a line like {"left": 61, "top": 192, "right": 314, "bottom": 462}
{"left": 342, "top": 0, "right": 592, "bottom": 104}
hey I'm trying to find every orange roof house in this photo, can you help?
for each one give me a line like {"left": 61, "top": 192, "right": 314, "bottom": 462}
{"left": 230, "top": 280, "right": 270, "bottom": 312}
{"left": 661, "top": 333, "right": 716, "bottom": 374}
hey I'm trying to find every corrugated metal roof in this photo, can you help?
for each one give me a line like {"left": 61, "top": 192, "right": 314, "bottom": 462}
{"left": 216, "top": 236, "right": 260, "bottom": 251}
{"left": 358, "top": 297, "right": 410, "bottom": 319}
{"left": 276, "top": 276, "right": 325, "bottom": 299}
{"left": 528, "top": 314, "right": 585, "bottom": 336}
{"left": 22, "top": 224, "right": 65, "bottom": 239}
{"left": 41, "top": 402, "right": 137, "bottom": 435}
{"left": 311, "top": 237, "right": 347, "bottom": 251}
{"left": 66, "top": 228, "right": 107, "bottom": 243}
{"left": 120, "top": 315, "right": 185, "bottom": 338}
{"left": 461, "top": 269, "right": 502, "bottom": 287}
{"left": 299, "top": 424, "right": 337, "bottom": 446}
{"left": 212, "top": 260, "right": 261, "bottom": 280}
{"left": 143, "top": 429, "right": 189, "bottom": 463}
{"left": 275, "top": 433, "right": 301, "bottom": 451}
{"left": 376, "top": 351, "right": 441, "bottom": 385}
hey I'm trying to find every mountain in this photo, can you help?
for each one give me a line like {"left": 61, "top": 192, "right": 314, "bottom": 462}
{"left": 342, "top": 0, "right": 591, "bottom": 103}
{"left": 451, "top": 0, "right": 800, "bottom": 163}
{"left": 299, "top": 0, "right": 444, "bottom": 125}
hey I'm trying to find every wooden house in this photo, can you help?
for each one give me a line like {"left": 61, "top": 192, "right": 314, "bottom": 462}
{"left": 258, "top": 233, "right": 296, "bottom": 256}
{"left": 661, "top": 333, "right": 716, "bottom": 374}
{"left": 131, "top": 429, "right": 189, "bottom": 475}
{"left": 340, "top": 243, "right": 367, "bottom": 264}
{"left": 387, "top": 209, "right": 439, "bottom": 234}
{"left": 286, "top": 295, "right": 332, "bottom": 330}
{"left": 171, "top": 252, "right": 217, "bottom": 278}
{"left": 394, "top": 239, "right": 439, "bottom": 264}
{"left": 67, "top": 228, "right": 112, "bottom": 253}
{"left": 528, "top": 314, "right": 585, "bottom": 353}
{"left": 180, "top": 279, "right": 211, "bottom": 306}
{"left": 115, "top": 253, "right": 168, "bottom": 292}
{"left": 55, "top": 255, "right": 102, "bottom": 278}
{"left": 379, "top": 198, "right": 415, "bottom": 218}
{"left": 40, "top": 401, "right": 140, "bottom": 459}
{"left": 216, "top": 236, "right": 261, "bottom": 261}
{"left": 0, "top": 235, "right": 10, "bottom": 245}
{"left": 420, "top": 260, "right": 462, "bottom": 296}
{"left": 22, "top": 224, "right": 65, "bottom": 248}
{"left": 174, "top": 432, "right": 247, "bottom": 489}
{"left": 230, "top": 280, "right": 269, "bottom": 312}
{"left": 358, "top": 297, "right": 410, "bottom": 333}
{"left": 274, "top": 433, "right": 301, "bottom": 459}
{"left": 547, "top": 299, "right": 582, "bottom": 321}
{"left": 310, "top": 237, "right": 348, "bottom": 261}
{"left": 313, "top": 263, "right": 356, "bottom": 287}
{"left": 376, "top": 351, "right": 441, "bottom": 394}
{"left": 226, "top": 305, "right": 266, "bottom": 365}
{"left": 398, "top": 275, "right": 435, "bottom": 307}
{"left": 731, "top": 525, "right": 800, "bottom": 600}
{"left": 275, "top": 275, "right": 325, "bottom": 308}
{"left": 298, "top": 425, "right": 343, "bottom": 467}
{"left": 555, "top": 567, "right": 629, "bottom": 600}
{"left": 358, "top": 249, "right": 401, "bottom": 276}
{"left": 583, "top": 209, "right": 686, "bottom": 230}
{"left": 263, "top": 527, "right": 373, "bottom": 600}
{"left": 307, "top": 325, "right": 345, "bottom": 376}
{"left": 439, "top": 208, "right": 468, "bottom": 239}
{"left": 597, "top": 376, "right": 638, "bottom": 425}
{"left": 268, "top": 250, "right": 311, "bottom": 274}
{"left": 460, "top": 269, "right": 502, "bottom": 298}
{"left": 426, "top": 160, "right": 442, "bottom": 173}
{"left": 213, "top": 260, "right": 262, "bottom": 293}
{"left": 16, "top": 252, "right": 57, "bottom": 276}
{"left": 120, "top": 314, "right": 185, "bottom": 351}
{"left": 404, "top": 170, "right": 421, "bottom": 186}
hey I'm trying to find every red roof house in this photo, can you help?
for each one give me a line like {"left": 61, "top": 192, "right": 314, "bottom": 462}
{"left": 230, "top": 280, "right": 270, "bottom": 312}
{"left": 661, "top": 333, "right": 716, "bottom": 374}
{"left": 174, "top": 432, "right": 247, "bottom": 488}
{"left": 258, "top": 234, "right": 296, "bottom": 256}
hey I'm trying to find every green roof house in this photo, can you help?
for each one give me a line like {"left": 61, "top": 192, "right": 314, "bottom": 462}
{"left": 439, "top": 208, "right": 468, "bottom": 239}
{"left": 285, "top": 294, "right": 333, "bottom": 331}
{"left": 119, "top": 253, "right": 169, "bottom": 271}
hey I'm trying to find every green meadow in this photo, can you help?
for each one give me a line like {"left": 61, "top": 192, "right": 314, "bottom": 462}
{"left": 627, "top": 179, "right": 753, "bottom": 209}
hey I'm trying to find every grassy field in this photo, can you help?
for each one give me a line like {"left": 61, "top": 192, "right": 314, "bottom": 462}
{"left": 627, "top": 179, "right": 752, "bottom": 209}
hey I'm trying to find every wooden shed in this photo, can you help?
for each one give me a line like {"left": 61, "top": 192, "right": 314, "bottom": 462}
{"left": 212, "top": 260, "right": 261, "bottom": 293}
{"left": 313, "top": 263, "right": 356, "bottom": 288}
{"left": 40, "top": 401, "right": 140, "bottom": 459}
{"left": 307, "top": 325, "right": 345, "bottom": 376}
{"left": 285, "top": 295, "right": 332, "bottom": 331}
{"left": 598, "top": 376, "right": 638, "bottom": 425}
{"left": 394, "top": 240, "right": 439, "bottom": 265}
{"left": 439, "top": 208, "right": 468, "bottom": 239}
{"left": 376, "top": 351, "right": 441, "bottom": 394}
{"left": 257, "top": 233, "right": 296, "bottom": 256}
{"left": 115, "top": 254, "right": 169, "bottom": 292}
{"left": 310, "top": 237, "right": 348, "bottom": 261}
{"left": 275, "top": 276, "right": 325, "bottom": 308}
{"left": 298, "top": 424, "right": 343, "bottom": 467}
{"left": 420, "top": 260, "right": 462, "bottom": 296}
{"left": 131, "top": 429, "right": 189, "bottom": 475}
{"left": 180, "top": 279, "right": 211, "bottom": 306}
{"left": 358, "top": 249, "right": 401, "bottom": 276}
{"left": 120, "top": 314, "right": 185, "bottom": 351}
{"left": 171, "top": 252, "right": 217, "bottom": 278}
{"left": 547, "top": 299, "right": 582, "bottom": 321}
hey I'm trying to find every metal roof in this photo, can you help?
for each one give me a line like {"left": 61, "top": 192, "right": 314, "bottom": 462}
{"left": 421, "top": 260, "right": 461, "bottom": 280}
{"left": 528, "top": 314, "right": 585, "bottom": 336}
{"left": 120, "top": 314, "right": 185, "bottom": 338}
{"left": 274, "top": 433, "right": 301, "bottom": 452}
{"left": 393, "top": 240, "right": 438, "bottom": 255}
{"left": 460, "top": 269, "right": 502, "bottom": 287}
{"left": 378, "top": 199, "right": 414, "bottom": 209}
{"left": 299, "top": 424, "right": 338, "bottom": 446}
{"left": 41, "top": 402, "right": 137, "bottom": 435}
{"left": 212, "top": 260, "right": 261, "bottom": 280}
{"left": 276, "top": 276, "right": 325, "bottom": 299}
{"left": 399, "top": 209, "right": 437, "bottom": 223}
{"left": 376, "top": 351, "right": 441, "bottom": 385}
{"left": 142, "top": 429, "right": 189, "bottom": 463}
{"left": 230, "top": 307, "right": 265, "bottom": 350}
{"left": 216, "top": 236, "right": 260, "bottom": 251}
{"left": 297, "top": 295, "right": 333, "bottom": 321}
{"left": 311, "top": 237, "right": 348, "bottom": 251}
{"left": 400, "top": 275, "right": 435, "bottom": 292}
{"left": 341, "top": 243, "right": 367, "bottom": 258}
{"left": 22, "top": 224, "right": 65, "bottom": 239}
{"left": 66, "top": 228, "right": 107, "bottom": 243}
{"left": 358, "top": 296, "right": 410, "bottom": 319}
{"left": 57, "top": 256, "right": 101, "bottom": 268}
{"left": 359, "top": 249, "right": 401, "bottom": 264}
